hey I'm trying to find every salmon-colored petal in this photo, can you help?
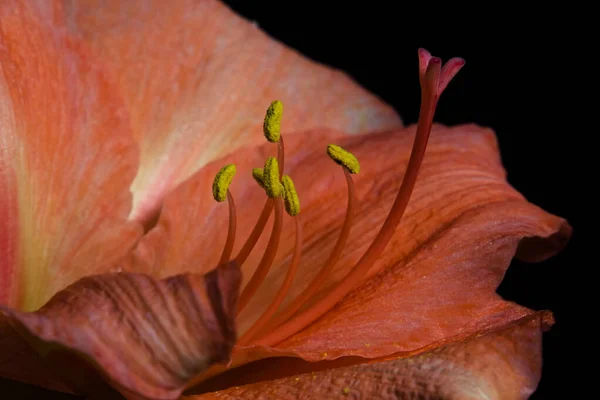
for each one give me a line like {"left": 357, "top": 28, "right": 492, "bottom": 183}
{"left": 142, "top": 124, "right": 569, "bottom": 382}
{"left": 0, "top": 261, "right": 241, "bottom": 399}
{"left": 241, "top": 124, "right": 568, "bottom": 338}
{"left": 189, "top": 312, "right": 550, "bottom": 399}
{"left": 59, "top": 0, "right": 402, "bottom": 221}
{"left": 0, "top": 1, "right": 142, "bottom": 310}
{"left": 242, "top": 125, "right": 569, "bottom": 360}
{"left": 271, "top": 193, "right": 567, "bottom": 359}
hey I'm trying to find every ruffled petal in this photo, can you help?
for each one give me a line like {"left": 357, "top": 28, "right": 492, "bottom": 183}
{"left": 1, "top": 261, "right": 241, "bottom": 399}
{"left": 271, "top": 192, "right": 567, "bottom": 359}
{"left": 141, "top": 124, "right": 569, "bottom": 383}
{"left": 0, "top": 0, "right": 142, "bottom": 310}
{"left": 189, "top": 312, "right": 550, "bottom": 400}
{"left": 59, "top": 0, "right": 402, "bottom": 221}
{"left": 241, "top": 125, "right": 569, "bottom": 349}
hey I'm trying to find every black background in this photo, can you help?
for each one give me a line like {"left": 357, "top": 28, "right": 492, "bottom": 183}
{"left": 2, "top": 1, "right": 579, "bottom": 398}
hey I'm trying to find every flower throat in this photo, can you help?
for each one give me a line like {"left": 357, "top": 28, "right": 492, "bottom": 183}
{"left": 209, "top": 49, "right": 465, "bottom": 348}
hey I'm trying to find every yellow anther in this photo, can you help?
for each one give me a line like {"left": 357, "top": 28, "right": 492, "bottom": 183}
{"left": 212, "top": 164, "right": 236, "bottom": 202}
{"left": 263, "top": 157, "right": 283, "bottom": 198}
{"left": 326, "top": 144, "right": 360, "bottom": 174}
{"left": 281, "top": 175, "right": 300, "bottom": 216}
{"left": 263, "top": 100, "right": 283, "bottom": 143}
{"left": 252, "top": 168, "right": 266, "bottom": 189}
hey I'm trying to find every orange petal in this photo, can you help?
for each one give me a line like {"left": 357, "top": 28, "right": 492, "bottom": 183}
{"left": 59, "top": 0, "right": 402, "bottom": 222}
{"left": 188, "top": 312, "right": 550, "bottom": 399}
{"left": 148, "top": 124, "right": 569, "bottom": 382}
{"left": 237, "top": 124, "right": 569, "bottom": 341}
{"left": 271, "top": 190, "right": 567, "bottom": 359}
{"left": 0, "top": 261, "right": 241, "bottom": 399}
{"left": 0, "top": 1, "right": 142, "bottom": 310}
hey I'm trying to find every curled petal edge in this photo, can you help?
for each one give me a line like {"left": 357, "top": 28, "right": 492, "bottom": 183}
{"left": 0, "top": 261, "right": 241, "bottom": 400}
{"left": 187, "top": 311, "right": 553, "bottom": 399}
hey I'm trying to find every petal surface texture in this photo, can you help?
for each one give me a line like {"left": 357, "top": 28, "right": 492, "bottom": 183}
{"left": 135, "top": 124, "right": 570, "bottom": 376}
{"left": 0, "top": 0, "right": 141, "bottom": 310}
{"left": 61, "top": 0, "right": 402, "bottom": 221}
{"left": 189, "top": 313, "right": 549, "bottom": 400}
{"left": 1, "top": 261, "right": 241, "bottom": 400}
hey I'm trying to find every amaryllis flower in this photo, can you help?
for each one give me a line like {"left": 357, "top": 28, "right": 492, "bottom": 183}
{"left": 0, "top": 1, "right": 571, "bottom": 399}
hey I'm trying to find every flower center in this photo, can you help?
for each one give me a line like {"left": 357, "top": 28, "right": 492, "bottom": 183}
{"left": 211, "top": 49, "right": 464, "bottom": 348}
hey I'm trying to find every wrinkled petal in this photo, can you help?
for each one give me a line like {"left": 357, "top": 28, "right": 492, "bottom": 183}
{"left": 1, "top": 261, "right": 241, "bottom": 400}
{"left": 272, "top": 193, "right": 567, "bottom": 359}
{"left": 59, "top": 0, "right": 402, "bottom": 221}
{"left": 137, "top": 124, "right": 569, "bottom": 382}
{"left": 0, "top": 1, "right": 142, "bottom": 310}
{"left": 241, "top": 125, "right": 569, "bottom": 357}
{"left": 189, "top": 312, "right": 550, "bottom": 399}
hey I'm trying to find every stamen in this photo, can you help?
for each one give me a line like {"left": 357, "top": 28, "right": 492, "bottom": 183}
{"left": 235, "top": 199, "right": 274, "bottom": 266}
{"left": 234, "top": 134, "right": 285, "bottom": 266}
{"left": 263, "top": 157, "right": 283, "bottom": 198}
{"left": 218, "top": 190, "right": 237, "bottom": 266}
{"left": 238, "top": 174, "right": 302, "bottom": 342}
{"left": 263, "top": 100, "right": 283, "bottom": 143}
{"left": 252, "top": 168, "right": 266, "bottom": 189}
{"left": 281, "top": 175, "right": 300, "bottom": 217}
{"left": 254, "top": 50, "right": 465, "bottom": 347}
{"left": 260, "top": 166, "right": 356, "bottom": 333}
{"left": 326, "top": 144, "right": 360, "bottom": 174}
{"left": 211, "top": 164, "right": 236, "bottom": 203}
{"left": 238, "top": 215, "right": 303, "bottom": 346}
{"left": 211, "top": 165, "right": 238, "bottom": 265}
{"left": 237, "top": 198, "right": 284, "bottom": 314}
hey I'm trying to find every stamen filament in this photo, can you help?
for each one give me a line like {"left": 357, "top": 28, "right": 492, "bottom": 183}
{"left": 235, "top": 199, "right": 274, "bottom": 265}
{"left": 260, "top": 167, "right": 356, "bottom": 332}
{"left": 234, "top": 136, "right": 285, "bottom": 265}
{"left": 255, "top": 55, "right": 457, "bottom": 347}
{"left": 218, "top": 190, "right": 237, "bottom": 266}
{"left": 237, "top": 198, "right": 284, "bottom": 314}
{"left": 238, "top": 216, "right": 303, "bottom": 346}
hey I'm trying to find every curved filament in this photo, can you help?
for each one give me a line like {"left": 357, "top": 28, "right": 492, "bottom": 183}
{"left": 237, "top": 198, "right": 284, "bottom": 314}
{"left": 238, "top": 216, "right": 303, "bottom": 346}
{"left": 235, "top": 199, "right": 273, "bottom": 265}
{"left": 234, "top": 136, "right": 285, "bottom": 265}
{"left": 218, "top": 190, "right": 237, "bottom": 266}
{"left": 261, "top": 167, "right": 356, "bottom": 332}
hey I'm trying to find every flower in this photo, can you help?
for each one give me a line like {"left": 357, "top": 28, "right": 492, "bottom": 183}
{"left": 0, "top": 1, "right": 571, "bottom": 399}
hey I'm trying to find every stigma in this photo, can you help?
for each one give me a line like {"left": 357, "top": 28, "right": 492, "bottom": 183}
{"left": 210, "top": 50, "right": 465, "bottom": 348}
